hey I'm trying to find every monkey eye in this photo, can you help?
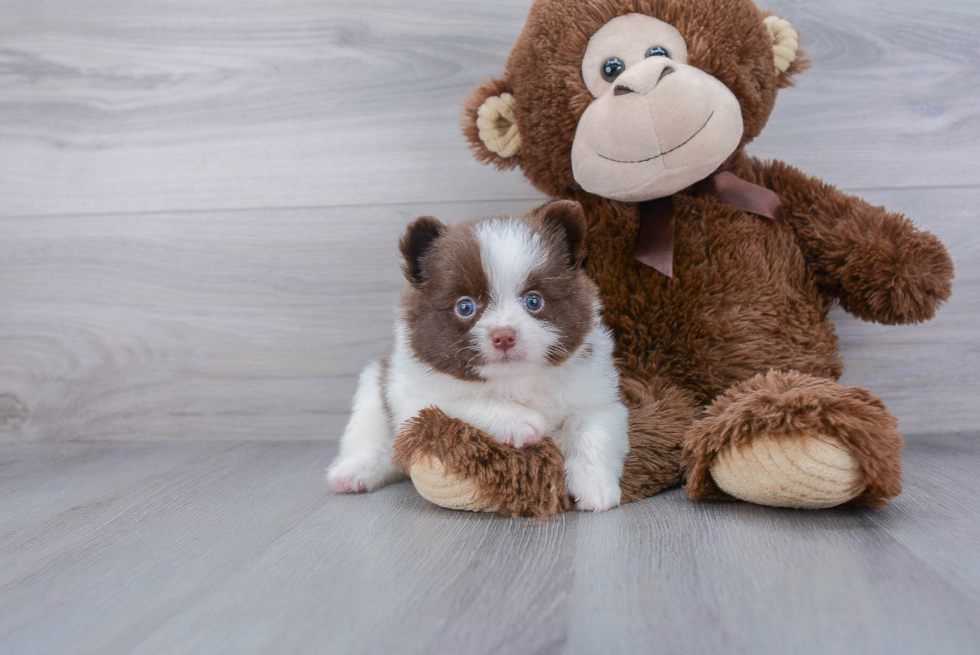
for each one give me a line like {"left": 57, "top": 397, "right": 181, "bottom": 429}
{"left": 646, "top": 46, "right": 670, "bottom": 58}
{"left": 601, "top": 57, "right": 625, "bottom": 82}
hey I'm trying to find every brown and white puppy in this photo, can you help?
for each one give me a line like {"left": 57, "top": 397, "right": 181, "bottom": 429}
{"left": 327, "top": 201, "right": 629, "bottom": 511}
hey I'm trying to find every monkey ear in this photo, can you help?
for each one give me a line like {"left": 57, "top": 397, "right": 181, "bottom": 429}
{"left": 535, "top": 200, "right": 587, "bottom": 267}
{"left": 462, "top": 76, "right": 521, "bottom": 170}
{"left": 399, "top": 216, "right": 445, "bottom": 285}
{"left": 764, "top": 15, "right": 811, "bottom": 88}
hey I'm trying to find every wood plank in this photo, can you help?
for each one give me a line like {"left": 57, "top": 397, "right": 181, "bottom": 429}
{"left": 0, "top": 186, "right": 975, "bottom": 443}
{"left": 754, "top": 0, "right": 980, "bottom": 191}
{"left": 0, "top": 199, "right": 539, "bottom": 442}
{"left": 1, "top": 0, "right": 978, "bottom": 217}
{"left": 868, "top": 434, "right": 980, "bottom": 600}
{"left": 1, "top": 438, "right": 978, "bottom": 653}
{"left": 0, "top": 442, "right": 335, "bottom": 653}
{"left": 834, "top": 186, "right": 980, "bottom": 434}
{"left": 567, "top": 463, "right": 980, "bottom": 654}
{"left": 128, "top": 471, "right": 574, "bottom": 654}
{"left": 0, "top": 442, "right": 235, "bottom": 536}
{"left": 0, "top": 0, "right": 540, "bottom": 217}
{"left": 0, "top": 441, "right": 574, "bottom": 654}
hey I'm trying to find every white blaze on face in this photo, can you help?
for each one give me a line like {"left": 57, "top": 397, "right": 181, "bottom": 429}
{"left": 472, "top": 219, "right": 559, "bottom": 373}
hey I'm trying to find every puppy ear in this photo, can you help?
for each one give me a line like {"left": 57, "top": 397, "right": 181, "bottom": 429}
{"left": 535, "top": 200, "right": 587, "bottom": 267}
{"left": 764, "top": 15, "right": 811, "bottom": 88}
{"left": 400, "top": 216, "right": 445, "bottom": 285}
{"left": 462, "top": 76, "right": 521, "bottom": 170}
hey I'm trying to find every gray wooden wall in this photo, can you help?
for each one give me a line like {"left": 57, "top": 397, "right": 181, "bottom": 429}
{"left": 1, "top": 0, "right": 977, "bottom": 442}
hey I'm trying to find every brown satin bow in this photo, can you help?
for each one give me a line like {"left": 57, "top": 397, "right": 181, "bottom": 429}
{"left": 634, "top": 171, "right": 786, "bottom": 278}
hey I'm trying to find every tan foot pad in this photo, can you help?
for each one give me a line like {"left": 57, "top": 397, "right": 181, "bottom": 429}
{"left": 409, "top": 458, "right": 494, "bottom": 513}
{"left": 709, "top": 432, "right": 862, "bottom": 509}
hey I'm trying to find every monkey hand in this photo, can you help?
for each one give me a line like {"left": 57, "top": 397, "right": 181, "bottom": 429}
{"left": 392, "top": 407, "right": 573, "bottom": 517}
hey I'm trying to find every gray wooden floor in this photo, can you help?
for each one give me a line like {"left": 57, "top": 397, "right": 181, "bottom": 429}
{"left": 1, "top": 437, "right": 979, "bottom": 654}
{"left": 2, "top": 0, "right": 980, "bottom": 653}
{"left": 0, "top": 0, "right": 978, "bottom": 441}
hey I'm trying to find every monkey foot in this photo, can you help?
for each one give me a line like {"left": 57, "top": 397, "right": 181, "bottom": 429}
{"left": 408, "top": 458, "right": 494, "bottom": 513}
{"left": 709, "top": 432, "right": 862, "bottom": 509}
{"left": 684, "top": 370, "right": 904, "bottom": 508}
{"left": 392, "top": 407, "right": 573, "bottom": 518}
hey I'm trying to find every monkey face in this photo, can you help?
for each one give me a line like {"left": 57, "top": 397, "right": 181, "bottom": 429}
{"left": 463, "top": 0, "right": 807, "bottom": 201}
{"left": 571, "top": 14, "right": 744, "bottom": 202}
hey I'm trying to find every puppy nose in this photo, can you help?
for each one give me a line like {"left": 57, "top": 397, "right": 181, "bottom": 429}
{"left": 490, "top": 328, "right": 517, "bottom": 351}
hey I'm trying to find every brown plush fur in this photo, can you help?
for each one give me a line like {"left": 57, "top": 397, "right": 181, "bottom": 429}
{"left": 392, "top": 374, "right": 699, "bottom": 512}
{"left": 619, "top": 376, "right": 699, "bottom": 503}
{"left": 393, "top": 407, "right": 574, "bottom": 518}
{"left": 400, "top": 217, "right": 489, "bottom": 382}
{"left": 462, "top": 0, "right": 812, "bottom": 192}
{"left": 682, "top": 370, "right": 904, "bottom": 507}
{"left": 396, "top": 0, "right": 955, "bottom": 516}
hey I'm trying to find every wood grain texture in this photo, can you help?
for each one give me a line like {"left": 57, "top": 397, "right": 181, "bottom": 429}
{"left": 0, "top": 189, "right": 975, "bottom": 442}
{"left": 834, "top": 187, "right": 980, "bottom": 434}
{"left": 1, "top": 2, "right": 978, "bottom": 652}
{"left": 0, "top": 199, "right": 539, "bottom": 442}
{"left": 0, "top": 0, "right": 978, "bottom": 217}
{"left": 1, "top": 438, "right": 978, "bottom": 654}
{"left": 568, "top": 439, "right": 980, "bottom": 655}
{"left": 0, "top": 0, "right": 977, "bottom": 440}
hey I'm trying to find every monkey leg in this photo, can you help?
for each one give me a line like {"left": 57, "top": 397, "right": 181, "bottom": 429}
{"left": 618, "top": 376, "right": 697, "bottom": 503}
{"left": 683, "top": 370, "right": 903, "bottom": 509}
{"left": 392, "top": 407, "right": 573, "bottom": 518}
{"left": 392, "top": 377, "right": 697, "bottom": 517}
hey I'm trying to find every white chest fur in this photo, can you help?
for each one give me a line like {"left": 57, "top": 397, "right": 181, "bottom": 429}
{"left": 385, "top": 318, "right": 622, "bottom": 451}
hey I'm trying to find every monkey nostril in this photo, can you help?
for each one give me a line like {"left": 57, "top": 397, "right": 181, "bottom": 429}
{"left": 615, "top": 67, "right": 674, "bottom": 96}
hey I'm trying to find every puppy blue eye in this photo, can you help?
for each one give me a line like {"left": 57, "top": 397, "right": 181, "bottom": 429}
{"left": 455, "top": 297, "right": 476, "bottom": 318}
{"left": 524, "top": 293, "right": 544, "bottom": 312}
{"left": 646, "top": 46, "right": 669, "bottom": 58}
{"left": 601, "top": 57, "right": 625, "bottom": 82}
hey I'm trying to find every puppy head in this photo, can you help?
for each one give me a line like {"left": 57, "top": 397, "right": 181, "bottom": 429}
{"left": 399, "top": 200, "right": 598, "bottom": 381}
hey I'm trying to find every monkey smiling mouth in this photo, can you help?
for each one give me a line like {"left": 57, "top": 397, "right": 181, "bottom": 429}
{"left": 598, "top": 112, "right": 714, "bottom": 164}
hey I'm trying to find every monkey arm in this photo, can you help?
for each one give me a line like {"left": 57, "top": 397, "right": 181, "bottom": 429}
{"left": 737, "top": 157, "right": 954, "bottom": 325}
{"left": 392, "top": 407, "right": 574, "bottom": 517}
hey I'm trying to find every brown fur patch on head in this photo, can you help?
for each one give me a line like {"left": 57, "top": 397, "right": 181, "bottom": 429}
{"left": 524, "top": 202, "right": 598, "bottom": 365}
{"left": 472, "top": 0, "right": 806, "bottom": 197}
{"left": 402, "top": 208, "right": 603, "bottom": 376}
{"left": 400, "top": 221, "right": 489, "bottom": 381}
{"left": 400, "top": 216, "right": 445, "bottom": 285}
{"left": 528, "top": 199, "right": 588, "bottom": 266}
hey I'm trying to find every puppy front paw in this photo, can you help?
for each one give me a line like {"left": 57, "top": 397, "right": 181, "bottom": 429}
{"left": 326, "top": 455, "right": 401, "bottom": 493}
{"left": 496, "top": 411, "right": 548, "bottom": 449}
{"left": 501, "top": 424, "right": 546, "bottom": 449}
{"left": 568, "top": 472, "right": 622, "bottom": 512}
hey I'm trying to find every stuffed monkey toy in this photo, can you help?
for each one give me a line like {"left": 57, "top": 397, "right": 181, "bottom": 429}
{"left": 393, "top": 0, "right": 954, "bottom": 516}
